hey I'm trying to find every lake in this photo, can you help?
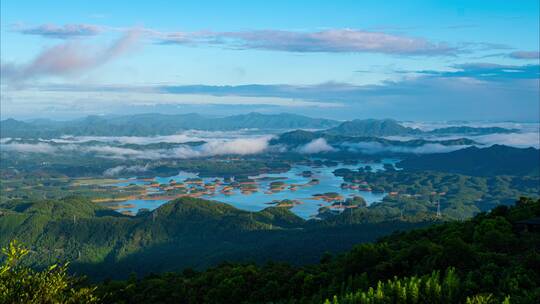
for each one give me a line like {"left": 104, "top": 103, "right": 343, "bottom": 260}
{"left": 110, "top": 159, "right": 398, "bottom": 219}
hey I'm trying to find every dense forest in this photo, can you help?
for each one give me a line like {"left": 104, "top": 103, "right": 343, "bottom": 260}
{"left": 0, "top": 196, "right": 430, "bottom": 279}
{"left": 397, "top": 145, "right": 540, "bottom": 176}
{"left": 332, "top": 168, "right": 540, "bottom": 219}
{"left": 2, "top": 197, "right": 538, "bottom": 303}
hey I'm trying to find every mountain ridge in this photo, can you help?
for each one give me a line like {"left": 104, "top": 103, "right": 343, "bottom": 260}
{"left": 0, "top": 115, "right": 521, "bottom": 138}
{"left": 398, "top": 144, "right": 540, "bottom": 176}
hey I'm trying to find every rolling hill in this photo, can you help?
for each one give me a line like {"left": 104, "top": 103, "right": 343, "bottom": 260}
{"left": 0, "top": 196, "right": 427, "bottom": 279}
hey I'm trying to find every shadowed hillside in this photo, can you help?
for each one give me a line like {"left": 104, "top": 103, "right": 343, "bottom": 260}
{"left": 398, "top": 145, "right": 540, "bottom": 176}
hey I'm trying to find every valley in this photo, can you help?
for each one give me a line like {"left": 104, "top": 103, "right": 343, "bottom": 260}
{"left": 1, "top": 117, "right": 539, "bottom": 284}
{"left": 2, "top": 2, "right": 539, "bottom": 302}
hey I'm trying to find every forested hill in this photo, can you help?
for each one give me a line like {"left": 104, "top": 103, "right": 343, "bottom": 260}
{"left": 4, "top": 198, "right": 528, "bottom": 304}
{"left": 94, "top": 197, "right": 539, "bottom": 303}
{"left": 5, "top": 197, "right": 536, "bottom": 303}
{"left": 398, "top": 145, "right": 540, "bottom": 176}
{"left": 0, "top": 196, "right": 429, "bottom": 279}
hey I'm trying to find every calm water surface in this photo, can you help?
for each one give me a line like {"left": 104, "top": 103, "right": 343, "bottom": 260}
{"left": 113, "top": 160, "right": 398, "bottom": 219}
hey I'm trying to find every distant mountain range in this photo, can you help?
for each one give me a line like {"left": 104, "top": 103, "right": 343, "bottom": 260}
{"left": 398, "top": 145, "right": 540, "bottom": 176}
{"left": 0, "top": 114, "right": 519, "bottom": 138}
{"left": 0, "top": 113, "right": 338, "bottom": 138}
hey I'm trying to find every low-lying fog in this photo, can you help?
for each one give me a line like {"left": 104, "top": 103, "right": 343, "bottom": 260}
{"left": 398, "top": 121, "right": 540, "bottom": 148}
{"left": 1, "top": 122, "right": 538, "bottom": 162}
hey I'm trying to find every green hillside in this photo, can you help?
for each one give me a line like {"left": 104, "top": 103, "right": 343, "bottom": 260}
{"left": 0, "top": 196, "right": 428, "bottom": 279}
{"left": 95, "top": 197, "right": 540, "bottom": 303}
{"left": 2, "top": 198, "right": 539, "bottom": 303}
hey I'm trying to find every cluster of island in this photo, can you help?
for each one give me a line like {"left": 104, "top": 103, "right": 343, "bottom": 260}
{"left": 82, "top": 161, "right": 393, "bottom": 218}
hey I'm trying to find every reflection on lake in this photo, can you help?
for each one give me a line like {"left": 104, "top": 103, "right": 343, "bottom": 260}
{"left": 109, "top": 160, "right": 398, "bottom": 219}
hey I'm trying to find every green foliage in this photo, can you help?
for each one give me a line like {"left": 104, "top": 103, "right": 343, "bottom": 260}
{"left": 1, "top": 198, "right": 538, "bottom": 303}
{"left": 329, "top": 268, "right": 458, "bottom": 304}
{"left": 97, "top": 198, "right": 540, "bottom": 303}
{"left": 331, "top": 169, "right": 539, "bottom": 221}
{"left": 0, "top": 240, "right": 99, "bottom": 304}
{"left": 465, "top": 294, "right": 511, "bottom": 304}
{"left": 1, "top": 194, "right": 430, "bottom": 278}
{"left": 327, "top": 268, "right": 511, "bottom": 304}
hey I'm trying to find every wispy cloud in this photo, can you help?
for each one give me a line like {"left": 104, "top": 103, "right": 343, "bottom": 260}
{"left": 389, "top": 121, "right": 540, "bottom": 149}
{"left": 473, "top": 132, "right": 540, "bottom": 148}
{"left": 508, "top": 51, "right": 540, "bottom": 60}
{"left": 1, "top": 29, "right": 141, "bottom": 82}
{"left": 1, "top": 136, "right": 273, "bottom": 159}
{"left": 157, "top": 28, "right": 457, "bottom": 56}
{"left": 13, "top": 23, "right": 104, "bottom": 39}
{"left": 44, "top": 131, "right": 240, "bottom": 145}
{"left": 10, "top": 23, "right": 517, "bottom": 57}
{"left": 0, "top": 142, "right": 58, "bottom": 153}
{"left": 3, "top": 59, "right": 537, "bottom": 121}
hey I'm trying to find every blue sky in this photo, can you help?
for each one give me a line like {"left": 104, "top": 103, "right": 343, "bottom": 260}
{"left": 1, "top": 0, "right": 539, "bottom": 120}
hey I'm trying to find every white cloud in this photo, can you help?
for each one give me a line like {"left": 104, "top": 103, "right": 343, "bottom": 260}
{"left": 157, "top": 29, "right": 456, "bottom": 56}
{"left": 298, "top": 138, "right": 335, "bottom": 154}
{"left": 46, "top": 130, "right": 257, "bottom": 145}
{"left": 201, "top": 136, "right": 271, "bottom": 155}
{"left": 51, "top": 135, "right": 198, "bottom": 144}
{"left": 474, "top": 132, "right": 540, "bottom": 148}
{"left": 1, "top": 142, "right": 58, "bottom": 153}
{"left": 391, "top": 121, "right": 540, "bottom": 148}
{"left": 171, "top": 136, "right": 272, "bottom": 158}
{"left": 1, "top": 136, "right": 273, "bottom": 159}
{"left": 2, "top": 29, "right": 141, "bottom": 82}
